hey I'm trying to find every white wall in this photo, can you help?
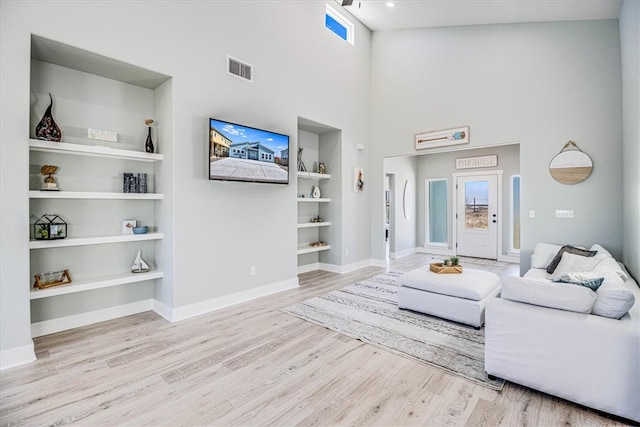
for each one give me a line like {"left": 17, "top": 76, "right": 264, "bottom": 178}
{"left": 620, "top": 0, "right": 640, "bottom": 281}
{"left": 384, "top": 156, "right": 418, "bottom": 256}
{"left": 370, "top": 20, "right": 623, "bottom": 272}
{"left": 0, "top": 1, "right": 371, "bottom": 357}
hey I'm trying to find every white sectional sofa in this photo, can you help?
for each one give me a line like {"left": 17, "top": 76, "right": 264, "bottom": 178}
{"left": 484, "top": 243, "right": 640, "bottom": 423}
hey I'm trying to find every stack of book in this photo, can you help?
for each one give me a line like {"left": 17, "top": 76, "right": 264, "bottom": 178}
{"left": 123, "top": 173, "right": 148, "bottom": 193}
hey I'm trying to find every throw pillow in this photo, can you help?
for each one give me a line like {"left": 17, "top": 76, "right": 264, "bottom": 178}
{"left": 591, "top": 271, "right": 636, "bottom": 319}
{"left": 548, "top": 252, "right": 601, "bottom": 280}
{"left": 593, "top": 256, "right": 629, "bottom": 282}
{"left": 531, "top": 242, "right": 563, "bottom": 269}
{"left": 501, "top": 276, "right": 597, "bottom": 313}
{"left": 553, "top": 271, "right": 605, "bottom": 291}
{"left": 546, "top": 245, "right": 597, "bottom": 274}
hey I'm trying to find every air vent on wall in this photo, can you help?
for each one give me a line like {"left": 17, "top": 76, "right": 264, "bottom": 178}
{"left": 227, "top": 55, "right": 253, "bottom": 83}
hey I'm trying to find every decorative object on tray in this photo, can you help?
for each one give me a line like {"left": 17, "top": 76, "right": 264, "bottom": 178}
{"left": 318, "top": 162, "right": 326, "bottom": 174}
{"left": 34, "top": 269, "right": 72, "bottom": 289}
{"left": 40, "top": 165, "right": 60, "bottom": 191}
{"left": 35, "top": 93, "right": 62, "bottom": 142}
{"left": 430, "top": 260, "right": 464, "bottom": 274}
{"left": 549, "top": 140, "right": 593, "bottom": 185}
{"left": 131, "top": 250, "right": 150, "bottom": 273}
{"left": 34, "top": 214, "right": 67, "bottom": 240}
{"left": 311, "top": 185, "right": 321, "bottom": 198}
{"left": 415, "top": 125, "right": 469, "bottom": 150}
{"left": 122, "top": 219, "right": 136, "bottom": 234}
{"left": 132, "top": 225, "right": 148, "bottom": 234}
{"left": 310, "top": 241, "right": 328, "bottom": 247}
{"left": 354, "top": 167, "right": 364, "bottom": 192}
{"left": 144, "top": 118, "right": 154, "bottom": 153}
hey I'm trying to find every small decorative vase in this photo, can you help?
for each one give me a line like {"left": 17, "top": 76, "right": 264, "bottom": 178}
{"left": 145, "top": 127, "right": 154, "bottom": 153}
{"left": 35, "top": 93, "right": 62, "bottom": 142}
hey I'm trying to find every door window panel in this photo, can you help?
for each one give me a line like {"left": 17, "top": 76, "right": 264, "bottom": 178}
{"left": 465, "top": 181, "right": 489, "bottom": 229}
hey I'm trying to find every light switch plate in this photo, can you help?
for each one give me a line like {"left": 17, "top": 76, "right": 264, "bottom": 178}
{"left": 88, "top": 128, "right": 118, "bottom": 142}
{"left": 555, "top": 210, "right": 574, "bottom": 218}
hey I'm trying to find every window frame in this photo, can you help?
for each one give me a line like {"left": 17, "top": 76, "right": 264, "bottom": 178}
{"left": 325, "top": 4, "right": 355, "bottom": 45}
{"left": 509, "top": 174, "right": 521, "bottom": 254}
{"left": 425, "top": 178, "right": 449, "bottom": 247}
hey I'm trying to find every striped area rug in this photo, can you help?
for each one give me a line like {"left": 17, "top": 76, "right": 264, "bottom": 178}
{"left": 282, "top": 269, "right": 505, "bottom": 390}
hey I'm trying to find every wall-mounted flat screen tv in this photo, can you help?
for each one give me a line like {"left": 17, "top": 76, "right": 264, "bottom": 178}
{"left": 209, "top": 118, "right": 290, "bottom": 184}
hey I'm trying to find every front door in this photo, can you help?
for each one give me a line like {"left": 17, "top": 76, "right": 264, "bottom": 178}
{"left": 456, "top": 174, "right": 498, "bottom": 259}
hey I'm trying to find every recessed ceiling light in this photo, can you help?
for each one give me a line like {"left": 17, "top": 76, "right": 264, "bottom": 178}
{"left": 386, "top": 2, "right": 395, "bottom": 7}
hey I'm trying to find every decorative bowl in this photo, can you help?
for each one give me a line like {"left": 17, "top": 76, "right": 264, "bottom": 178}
{"left": 132, "top": 226, "right": 148, "bottom": 234}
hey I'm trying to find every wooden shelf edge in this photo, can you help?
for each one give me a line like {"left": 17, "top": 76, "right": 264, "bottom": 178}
{"left": 30, "top": 270, "right": 164, "bottom": 299}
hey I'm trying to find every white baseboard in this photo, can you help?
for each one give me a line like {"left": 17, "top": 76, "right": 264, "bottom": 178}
{"left": 0, "top": 343, "right": 36, "bottom": 371}
{"left": 168, "top": 277, "right": 299, "bottom": 322}
{"left": 152, "top": 299, "right": 173, "bottom": 322}
{"left": 31, "top": 299, "right": 154, "bottom": 338}
{"left": 499, "top": 254, "right": 520, "bottom": 263}
{"left": 298, "top": 259, "right": 388, "bottom": 274}
{"left": 390, "top": 247, "right": 418, "bottom": 259}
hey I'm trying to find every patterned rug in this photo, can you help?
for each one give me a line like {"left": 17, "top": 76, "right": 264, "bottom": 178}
{"left": 282, "top": 268, "right": 505, "bottom": 390}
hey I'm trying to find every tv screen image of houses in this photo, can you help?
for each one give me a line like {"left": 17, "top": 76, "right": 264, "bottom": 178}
{"left": 209, "top": 118, "right": 290, "bottom": 184}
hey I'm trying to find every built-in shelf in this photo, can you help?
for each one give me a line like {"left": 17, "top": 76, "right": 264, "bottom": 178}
{"left": 29, "top": 139, "right": 163, "bottom": 162}
{"left": 30, "top": 270, "right": 164, "bottom": 299}
{"left": 297, "top": 171, "right": 331, "bottom": 180}
{"left": 297, "top": 222, "right": 331, "bottom": 228}
{"left": 29, "top": 191, "right": 163, "bottom": 200}
{"left": 29, "top": 232, "right": 163, "bottom": 249}
{"left": 297, "top": 244, "right": 331, "bottom": 255}
{"left": 297, "top": 198, "right": 330, "bottom": 203}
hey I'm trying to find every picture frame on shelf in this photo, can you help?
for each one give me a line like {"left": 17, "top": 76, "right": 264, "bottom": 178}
{"left": 354, "top": 168, "right": 364, "bottom": 192}
{"left": 122, "top": 219, "right": 136, "bottom": 234}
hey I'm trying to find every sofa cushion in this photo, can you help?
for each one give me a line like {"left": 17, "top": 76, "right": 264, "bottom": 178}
{"left": 546, "top": 245, "right": 598, "bottom": 274}
{"left": 553, "top": 271, "right": 605, "bottom": 291}
{"left": 549, "top": 252, "right": 601, "bottom": 280}
{"left": 591, "top": 271, "right": 636, "bottom": 319}
{"left": 593, "top": 256, "right": 629, "bottom": 282}
{"left": 501, "top": 276, "right": 597, "bottom": 313}
{"left": 590, "top": 244, "right": 612, "bottom": 258}
{"left": 531, "top": 242, "right": 562, "bottom": 269}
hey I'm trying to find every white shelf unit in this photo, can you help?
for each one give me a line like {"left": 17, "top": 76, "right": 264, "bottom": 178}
{"left": 297, "top": 171, "right": 331, "bottom": 180}
{"left": 297, "top": 222, "right": 331, "bottom": 229}
{"left": 28, "top": 37, "right": 171, "bottom": 336}
{"left": 297, "top": 244, "right": 332, "bottom": 255}
{"left": 29, "top": 191, "right": 163, "bottom": 200}
{"left": 29, "top": 139, "right": 163, "bottom": 162}
{"left": 29, "top": 233, "right": 164, "bottom": 249}
{"left": 30, "top": 270, "right": 164, "bottom": 299}
{"left": 297, "top": 197, "right": 331, "bottom": 203}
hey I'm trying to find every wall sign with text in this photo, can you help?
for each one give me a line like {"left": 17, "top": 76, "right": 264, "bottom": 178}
{"left": 455, "top": 155, "right": 498, "bottom": 170}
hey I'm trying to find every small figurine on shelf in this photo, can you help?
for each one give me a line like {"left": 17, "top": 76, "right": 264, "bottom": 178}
{"left": 144, "top": 118, "right": 155, "bottom": 153}
{"left": 131, "top": 250, "right": 150, "bottom": 273}
{"left": 318, "top": 162, "right": 326, "bottom": 174}
{"left": 40, "top": 165, "right": 60, "bottom": 191}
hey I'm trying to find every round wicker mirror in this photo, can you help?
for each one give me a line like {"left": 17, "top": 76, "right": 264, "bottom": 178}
{"left": 549, "top": 141, "right": 593, "bottom": 185}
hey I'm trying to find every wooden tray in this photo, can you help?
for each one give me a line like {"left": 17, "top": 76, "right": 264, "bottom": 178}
{"left": 429, "top": 263, "right": 463, "bottom": 274}
{"left": 34, "top": 269, "right": 72, "bottom": 289}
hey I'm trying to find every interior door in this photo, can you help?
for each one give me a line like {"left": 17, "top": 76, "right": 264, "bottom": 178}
{"left": 456, "top": 174, "right": 498, "bottom": 259}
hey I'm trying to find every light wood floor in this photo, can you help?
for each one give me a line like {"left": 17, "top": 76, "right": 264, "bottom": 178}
{"left": 0, "top": 254, "right": 633, "bottom": 426}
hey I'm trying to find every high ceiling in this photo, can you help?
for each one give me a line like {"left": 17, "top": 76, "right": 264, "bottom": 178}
{"left": 340, "top": 0, "right": 624, "bottom": 31}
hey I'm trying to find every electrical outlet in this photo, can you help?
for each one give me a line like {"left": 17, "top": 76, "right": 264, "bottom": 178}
{"left": 555, "top": 210, "right": 574, "bottom": 219}
{"left": 345, "top": 249, "right": 349, "bottom": 257}
{"left": 250, "top": 266, "right": 256, "bottom": 276}
{"left": 529, "top": 210, "right": 535, "bottom": 218}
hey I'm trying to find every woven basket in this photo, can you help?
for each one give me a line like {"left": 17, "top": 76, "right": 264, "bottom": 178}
{"left": 429, "top": 263, "right": 463, "bottom": 274}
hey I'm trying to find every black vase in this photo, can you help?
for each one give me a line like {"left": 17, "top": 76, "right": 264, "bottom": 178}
{"left": 145, "top": 127, "right": 154, "bottom": 153}
{"left": 35, "top": 93, "right": 62, "bottom": 142}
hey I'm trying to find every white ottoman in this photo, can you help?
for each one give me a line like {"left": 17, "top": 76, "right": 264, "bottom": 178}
{"left": 398, "top": 266, "right": 501, "bottom": 328}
